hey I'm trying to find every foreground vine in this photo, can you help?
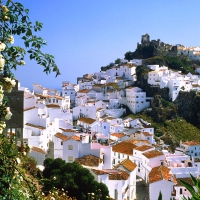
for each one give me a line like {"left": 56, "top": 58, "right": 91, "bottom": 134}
{"left": 0, "top": 0, "right": 60, "bottom": 199}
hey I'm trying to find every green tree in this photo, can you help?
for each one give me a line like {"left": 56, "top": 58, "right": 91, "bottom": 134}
{"left": 42, "top": 158, "right": 109, "bottom": 200}
{"left": 114, "top": 58, "right": 121, "bottom": 64}
{"left": 158, "top": 191, "right": 162, "bottom": 200}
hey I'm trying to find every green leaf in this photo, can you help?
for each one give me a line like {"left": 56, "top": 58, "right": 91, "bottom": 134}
{"left": 24, "top": 41, "right": 29, "bottom": 48}
{"left": 190, "top": 174, "right": 197, "bottom": 186}
{"left": 26, "top": 28, "right": 32, "bottom": 36}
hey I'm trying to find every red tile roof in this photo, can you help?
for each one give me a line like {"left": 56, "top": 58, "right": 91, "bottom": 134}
{"left": 74, "top": 155, "right": 103, "bottom": 167}
{"left": 31, "top": 146, "right": 46, "bottom": 154}
{"left": 25, "top": 123, "right": 46, "bottom": 130}
{"left": 182, "top": 141, "right": 200, "bottom": 146}
{"left": 110, "top": 133, "right": 126, "bottom": 138}
{"left": 112, "top": 141, "right": 136, "bottom": 155}
{"left": 54, "top": 133, "right": 69, "bottom": 141}
{"left": 91, "top": 169, "right": 108, "bottom": 175}
{"left": 46, "top": 104, "right": 60, "bottom": 108}
{"left": 78, "top": 89, "right": 90, "bottom": 93}
{"left": 109, "top": 169, "right": 129, "bottom": 180}
{"left": 142, "top": 132, "right": 153, "bottom": 136}
{"left": 115, "top": 159, "right": 137, "bottom": 172}
{"left": 78, "top": 117, "right": 96, "bottom": 124}
{"left": 143, "top": 150, "right": 164, "bottom": 159}
{"left": 24, "top": 106, "right": 36, "bottom": 111}
{"left": 135, "top": 145, "right": 154, "bottom": 152}
{"left": 149, "top": 166, "right": 171, "bottom": 183}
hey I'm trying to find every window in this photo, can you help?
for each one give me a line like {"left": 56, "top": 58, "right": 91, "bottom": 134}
{"left": 61, "top": 142, "right": 63, "bottom": 145}
{"left": 53, "top": 99, "right": 55, "bottom": 103}
{"left": 180, "top": 188, "right": 182, "bottom": 195}
{"left": 138, "top": 168, "right": 140, "bottom": 172}
{"left": 49, "top": 99, "right": 51, "bottom": 103}
{"left": 68, "top": 145, "right": 73, "bottom": 150}
{"left": 104, "top": 126, "right": 106, "bottom": 129}
{"left": 68, "top": 156, "right": 73, "bottom": 162}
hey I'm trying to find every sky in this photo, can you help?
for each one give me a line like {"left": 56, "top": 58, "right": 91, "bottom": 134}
{"left": 12, "top": 0, "right": 200, "bottom": 90}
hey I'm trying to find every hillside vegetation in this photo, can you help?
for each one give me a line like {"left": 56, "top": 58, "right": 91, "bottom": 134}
{"left": 125, "top": 112, "right": 200, "bottom": 151}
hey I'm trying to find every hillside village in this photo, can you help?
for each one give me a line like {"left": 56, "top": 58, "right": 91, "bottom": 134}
{"left": 6, "top": 35, "right": 200, "bottom": 200}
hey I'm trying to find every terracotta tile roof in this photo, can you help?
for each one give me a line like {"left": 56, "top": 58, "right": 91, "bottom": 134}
{"left": 135, "top": 145, "right": 154, "bottom": 152}
{"left": 33, "top": 83, "right": 47, "bottom": 90}
{"left": 35, "top": 93, "right": 51, "bottom": 98}
{"left": 74, "top": 155, "right": 103, "bottom": 167}
{"left": 124, "top": 139, "right": 151, "bottom": 145}
{"left": 24, "top": 106, "right": 36, "bottom": 111}
{"left": 182, "top": 141, "right": 200, "bottom": 146}
{"left": 143, "top": 150, "right": 164, "bottom": 159}
{"left": 31, "top": 146, "right": 46, "bottom": 154}
{"left": 115, "top": 158, "right": 137, "bottom": 172}
{"left": 110, "top": 133, "right": 126, "bottom": 138}
{"left": 78, "top": 89, "right": 90, "bottom": 93}
{"left": 91, "top": 169, "right": 108, "bottom": 175}
{"left": 109, "top": 169, "right": 129, "bottom": 180}
{"left": 78, "top": 117, "right": 96, "bottom": 124}
{"left": 54, "top": 133, "right": 69, "bottom": 141}
{"left": 46, "top": 104, "right": 60, "bottom": 108}
{"left": 70, "top": 135, "right": 80, "bottom": 141}
{"left": 25, "top": 123, "right": 46, "bottom": 130}
{"left": 142, "top": 132, "right": 153, "bottom": 136}
{"left": 112, "top": 141, "right": 136, "bottom": 155}
{"left": 60, "top": 129, "right": 75, "bottom": 132}
{"left": 54, "top": 95, "right": 64, "bottom": 100}
{"left": 91, "top": 169, "right": 129, "bottom": 180}
{"left": 149, "top": 166, "right": 171, "bottom": 184}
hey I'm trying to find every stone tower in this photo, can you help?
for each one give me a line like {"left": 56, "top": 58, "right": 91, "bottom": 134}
{"left": 141, "top": 33, "right": 150, "bottom": 45}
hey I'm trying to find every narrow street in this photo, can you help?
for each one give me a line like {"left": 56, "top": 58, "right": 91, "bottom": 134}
{"left": 136, "top": 179, "right": 149, "bottom": 200}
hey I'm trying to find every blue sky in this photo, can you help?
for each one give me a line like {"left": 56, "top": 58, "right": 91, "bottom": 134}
{"left": 13, "top": 0, "right": 200, "bottom": 90}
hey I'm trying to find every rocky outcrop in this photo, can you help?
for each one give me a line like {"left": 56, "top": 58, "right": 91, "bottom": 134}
{"left": 147, "top": 95, "right": 178, "bottom": 123}
{"left": 174, "top": 91, "right": 200, "bottom": 126}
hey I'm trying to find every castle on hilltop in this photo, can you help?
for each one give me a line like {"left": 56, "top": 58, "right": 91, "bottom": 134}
{"left": 137, "top": 33, "right": 178, "bottom": 56}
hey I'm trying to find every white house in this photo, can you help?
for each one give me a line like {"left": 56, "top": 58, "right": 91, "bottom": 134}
{"left": 90, "top": 168, "right": 134, "bottom": 200}
{"left": 140, "top": 150, "right": 164, "bottom": 183}
{"left": 62, "top": 81, "right": 76, "bottom": 105}
{"left": 149, "top": 166, "right": 176, "bottom": 200}
{"left": 125, "top": 86, "right": 150, "bottom": 114}
{"left": 77, "top": 117, "right": 101, "bottom": 134}
{"left": 29, "top": 146, "right": 46, "bottom": 166}
{"left": 175, "top": 140, "right": 200, "bottom": 159}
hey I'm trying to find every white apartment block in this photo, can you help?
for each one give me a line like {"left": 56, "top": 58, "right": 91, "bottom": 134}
{"left": 125, "top": 86, "right": 150, "bottom": 114}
